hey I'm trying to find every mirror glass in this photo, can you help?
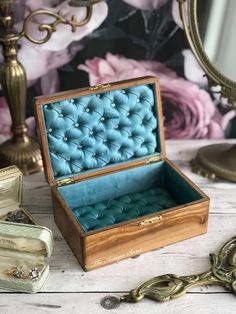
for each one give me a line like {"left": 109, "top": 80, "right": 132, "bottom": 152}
{"left": 197, "top": 0, "right": 236, "bottom": 82}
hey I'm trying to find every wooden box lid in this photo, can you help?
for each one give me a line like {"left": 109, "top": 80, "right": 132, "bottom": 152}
{"left": 34, "top": 76, "right": 165, "bottom": 186}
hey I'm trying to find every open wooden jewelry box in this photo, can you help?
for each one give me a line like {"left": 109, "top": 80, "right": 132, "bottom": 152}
{"left": 35, "top": 76, "right": 209, "bottom": 271}
{"left": 0, "top": 166, "right": 53, "bottom": 292}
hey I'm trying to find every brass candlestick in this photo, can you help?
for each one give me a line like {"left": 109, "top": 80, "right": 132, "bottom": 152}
{"left": 0, "top": 0, "right": 103, "bottom": 174}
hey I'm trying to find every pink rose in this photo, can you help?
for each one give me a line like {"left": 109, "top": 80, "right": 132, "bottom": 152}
{"left": 78, "top": 53, "right": 234, "bottom": 139}
{"left": 0, "top": 97, "right": 36, "bottom": 144}
{"left": 123, "top": 0, "right": 169, "bottom": 10}
{"left": 160, "top": 77, "right": 235, "bottom": 139}
{"left": 78, "top": 52, "right": 177, "bottom": 85}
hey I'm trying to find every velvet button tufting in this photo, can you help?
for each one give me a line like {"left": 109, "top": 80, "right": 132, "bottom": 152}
{"left": 43, "top": 84, "right": 157, "bottom": 178}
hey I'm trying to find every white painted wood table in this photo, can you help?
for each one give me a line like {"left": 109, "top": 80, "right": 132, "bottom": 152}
{"left": 1, "top": 139, "right": 236, "bottom": 314}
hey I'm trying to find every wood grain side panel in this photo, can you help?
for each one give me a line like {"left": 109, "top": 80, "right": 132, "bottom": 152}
{"left": 154, "top": 80, "right": 166, "bottom": 159}
{"left": 84, "top": 200, "right": 209, "bottom": 271}
{"left": 34, "top": 101, "right": 55, "bottom": 186}
{"left": 165, "top": 158, "right": 209, "bottom": 200}
{"left": 51, "top": 189, "right": 86, "bottom": 270}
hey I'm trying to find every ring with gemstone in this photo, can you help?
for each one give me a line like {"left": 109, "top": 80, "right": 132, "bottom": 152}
{"left": 5, "top": 266, "right": 26, "bottom": 279}
{"left": 29, "top": 267, "right": 40, "bottom": 280}
{"left": 5, "top": 266, "right": 41, "bottom": 281}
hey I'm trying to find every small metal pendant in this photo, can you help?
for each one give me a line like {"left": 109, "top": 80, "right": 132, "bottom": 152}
{"left": 100, "top": 296, "right": 120, "bottom": 310}
{"left": 120, "top": 236, "right": 236, "bottom": 303}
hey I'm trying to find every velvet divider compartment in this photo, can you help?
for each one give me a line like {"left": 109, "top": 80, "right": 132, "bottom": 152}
{"left": 35, "top": 76, "right": 209, "bottom": 270}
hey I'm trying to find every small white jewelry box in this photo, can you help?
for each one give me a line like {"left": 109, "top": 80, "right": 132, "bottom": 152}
{"left": 0, "top": 166, "right": 53, "bottom": 293}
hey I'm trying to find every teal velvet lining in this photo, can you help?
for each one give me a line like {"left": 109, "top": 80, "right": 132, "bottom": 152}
{"left": 59, "top": 161, "right": 203, "bottom": 233}
{"left": 73, "top": 188, "right": 176, "bottom": 232}
{"left": 41, "top": 83, "right": 159, "bottom": 180}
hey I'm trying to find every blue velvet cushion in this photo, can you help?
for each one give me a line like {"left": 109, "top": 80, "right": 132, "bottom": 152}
{"left": 73, "top": 187, "right": 177, "bottom": 232}
{"left": 42, "top": 84, "right": 159, "bottom": 179}
{"left": 59, "top": 162, "right": 203, "bottom": 233}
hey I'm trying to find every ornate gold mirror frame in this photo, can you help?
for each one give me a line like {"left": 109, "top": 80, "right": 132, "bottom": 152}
{"left": 121, "top": 236, "right": 236, "bottom": 304}
{"left": 178, "top": 0, "right": 236, "bottom": 182}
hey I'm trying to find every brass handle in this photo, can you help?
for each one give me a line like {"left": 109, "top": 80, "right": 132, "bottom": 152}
{"left": 121, "top": 236, "right": 236, "bottom": 303}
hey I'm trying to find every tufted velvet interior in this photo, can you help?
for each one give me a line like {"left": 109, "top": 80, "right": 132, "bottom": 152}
{"left": 59, "top": 161, "right": 203, "bottom": 232}
{"left": 41, "top": 81, "right": 203, "bottom": 232}
{"left": 41, "top": 83, "right": 159, "bottom": 180}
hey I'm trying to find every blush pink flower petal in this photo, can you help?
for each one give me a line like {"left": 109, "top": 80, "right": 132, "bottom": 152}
{"left": 78, "top": 53, "right": 234, "bottom": 139}
{"left": 172, "top": 0, "right": 186, "bottom": 28}
{"left": 78, "top": 52, "right": 177, "bottom": 85}
{"left": 123, "top": 0, "right": 169, "bottom": 10}
{"left": 182, "top": 49, "right": 208, "bottom": 86}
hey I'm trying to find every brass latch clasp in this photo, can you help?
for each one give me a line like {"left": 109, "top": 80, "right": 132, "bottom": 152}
{"left": 89, "top": 83, "right": 111, "bottom": 91}
{"left": 146, "top": 156, "right": 161, "bottom": 164}
{"left": 139, "top": 216, "right": 163, "bottom": 226}
{"left": 57, "top": 177, "right": 75, "bottom": 187}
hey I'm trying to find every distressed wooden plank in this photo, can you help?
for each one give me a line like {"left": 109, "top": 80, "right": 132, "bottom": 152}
{"left": 0, "top": 293, "right": 235, "bottom": 314}
{"left": 1, "top": 139, "right": 235, "bottom": 314}
{"left": 0, "top": 213, "right": 233, "bottom": 293}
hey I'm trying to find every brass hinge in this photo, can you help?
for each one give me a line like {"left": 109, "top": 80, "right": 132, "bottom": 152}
{"left": 89, "top": 83, "right": 111, "bottom": 91}
{"left": 139, "top": 215, "right": 163, "bottom": 226}
{"left": 146, "top": 156, "right": 161, "bottom": 164}
{"left": 57, "top": 177, "right": 75, "bottom": 187}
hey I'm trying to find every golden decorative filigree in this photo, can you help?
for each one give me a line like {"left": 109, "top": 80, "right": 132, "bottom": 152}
{"left": 20, "top": 7, "right": 93, "bottom": 45}
{"left": 121, "top": 237, "right": 236, "bottom": 303}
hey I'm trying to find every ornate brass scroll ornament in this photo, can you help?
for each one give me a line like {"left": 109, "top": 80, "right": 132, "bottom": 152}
{"left": 0, "top": 0, "right": 105, "bottom": 175}
{"left": 121, "top": 237, "right": 236, "bottom": 303}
